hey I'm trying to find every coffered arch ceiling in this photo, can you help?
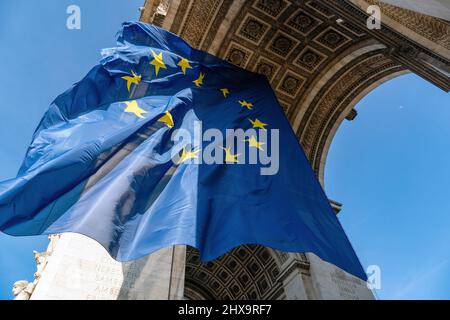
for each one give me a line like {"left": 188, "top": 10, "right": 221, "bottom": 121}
{"left": 141, "top": 0, "right": 449, "bottom": 184}
{"left": 184, "top": 245, "right": 307, "bottom": 299}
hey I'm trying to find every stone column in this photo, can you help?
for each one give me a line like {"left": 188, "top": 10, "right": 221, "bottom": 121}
{"left": 29, "top": 233, "right": 186, "bottom": 300}
{"left": 380, "top": 0, "right": 450, "bottom": 21}
{"left": 305, "top": 253, "right": 374, "bottom": 300}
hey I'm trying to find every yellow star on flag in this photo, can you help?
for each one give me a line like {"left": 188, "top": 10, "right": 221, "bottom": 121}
{"left": 221, "top": 147, "right": 240, "bottom": 163}
{"left": 124, "top": 100, "right": 147, "bottom": 119}
{"left": 245, "top": 136, "right": 265, "bottom": 151}
{"left": 239, "top": 100, "right": 253, "bottom": 110}
{"left": 177, "top": 57, "right": 192, "bottom": 75}
{"left": 158, "top": 110, "right": 174, "bottom": 128}
{"left": 150, "top": 50, "right": 167, "bottom": 76}
{"left": 249, "top": 118, "right": 268, "bottom": 130}
{"left": 177, "top": 147, "right": 200, "bottom": 164}
{"left": 121, "top": 70, "right": 142, "bottom": 92}
{"left": 193, "top": 72, "right": 205, "bottom": 87}
{"left": 220, "top": 88, "right": 230, "bottom": 98}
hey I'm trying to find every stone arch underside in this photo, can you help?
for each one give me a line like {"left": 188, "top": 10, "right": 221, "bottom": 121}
{"left": 140, "top": 0, "right": 450, "bottom": 299}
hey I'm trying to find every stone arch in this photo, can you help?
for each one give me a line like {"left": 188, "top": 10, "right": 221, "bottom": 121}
{"left": 312, "top": 69, "right": 409, "bottom": 185}
{"left": 290, "top": 39, "right": 409, "bottom": 184}
{"left": 184, "top": 245, "right": 288, "bottom": 300}
{"left": 290, "top": 40, "right": 387, "bottom": 129}
{"left": 138, "top": 0, "right": 449, "bottom": 300}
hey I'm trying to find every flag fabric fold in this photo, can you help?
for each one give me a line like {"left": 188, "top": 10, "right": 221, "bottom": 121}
{"left": 0, "top": 22, "right": 367, "bottom": 280}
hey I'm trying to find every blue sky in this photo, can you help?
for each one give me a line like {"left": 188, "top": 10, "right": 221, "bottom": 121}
{"left": 0, "top": 1, "right": 449, "bottom": 300}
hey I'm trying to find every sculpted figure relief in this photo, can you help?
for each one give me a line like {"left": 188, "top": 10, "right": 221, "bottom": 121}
{"left": 12, "top": 280, "right": 34, "bottom": 300}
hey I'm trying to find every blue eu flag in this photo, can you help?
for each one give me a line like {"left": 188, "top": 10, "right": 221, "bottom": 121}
{"left": 0, "top": 22, "right": 366, "bottom": 280}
